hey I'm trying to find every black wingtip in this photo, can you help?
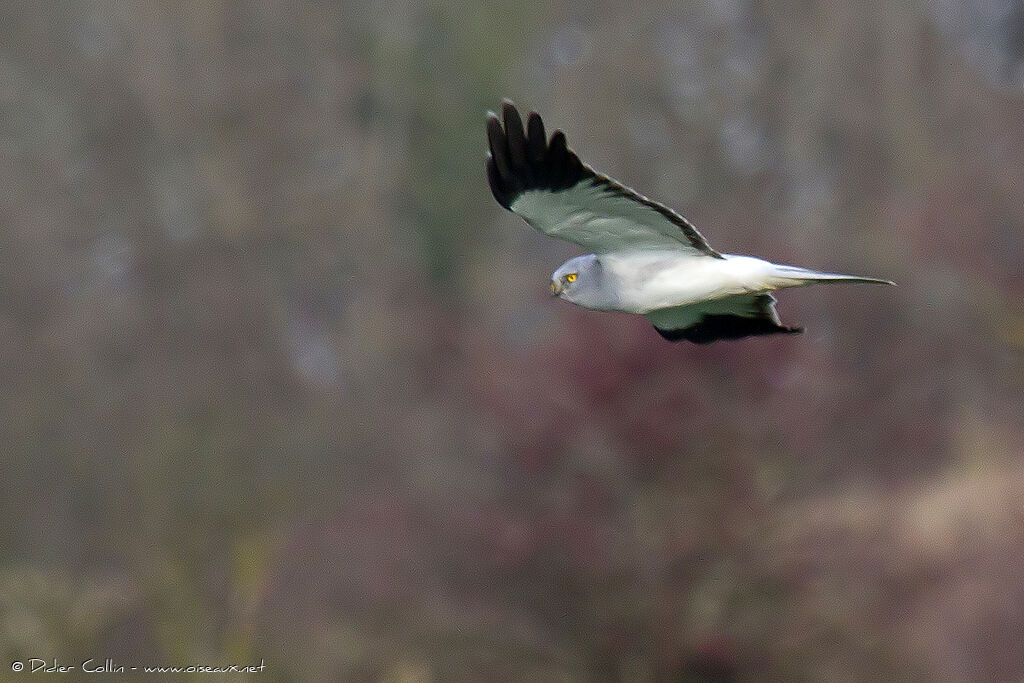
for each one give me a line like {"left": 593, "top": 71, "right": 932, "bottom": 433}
{"left": 503, "top": 104, "right": 529, "bottom": 177}
{"left": 526, "top": 112, "right": 546, "bottom": 165}
{"left": 654, "top": 317, "right": 804, "bottom": 344}
{"left": 484, "top": 101, "right": 593, "bottom": 209}
{"left": 486, "top": 156, "right": 514, "bottom": 209}
{"left": 486, "top": 113, "right": 512, "bottom": 184}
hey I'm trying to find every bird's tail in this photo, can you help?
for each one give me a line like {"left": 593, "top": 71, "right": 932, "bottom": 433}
{"left": 770, "top": 264, "right": 896, "bottom": 288}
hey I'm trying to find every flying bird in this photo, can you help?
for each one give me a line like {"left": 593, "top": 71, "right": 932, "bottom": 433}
{"left": 485, "top": 101, "right": 894, "bottom": 344}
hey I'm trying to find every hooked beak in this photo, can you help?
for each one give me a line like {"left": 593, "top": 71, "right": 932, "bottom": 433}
{"left": 550, "top": 280, "right": 562, "bottom": 297}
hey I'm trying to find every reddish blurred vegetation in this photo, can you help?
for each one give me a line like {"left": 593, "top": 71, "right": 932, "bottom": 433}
{"left": 0, "top": 2, "right": 1021, "bottom": 681}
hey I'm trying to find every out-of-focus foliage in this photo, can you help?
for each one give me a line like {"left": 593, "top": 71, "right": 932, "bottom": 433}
{"left": 0, "top": 1, "right": 1021, "bottom": 680}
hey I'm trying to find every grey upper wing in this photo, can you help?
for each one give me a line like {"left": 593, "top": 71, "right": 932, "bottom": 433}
{"left": 486, "top": 101, "right": 722, "bottom": 258}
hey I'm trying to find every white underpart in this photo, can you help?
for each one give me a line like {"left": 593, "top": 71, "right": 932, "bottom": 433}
{"left": 598, "top": 252, "right": 779, "bottom": 314}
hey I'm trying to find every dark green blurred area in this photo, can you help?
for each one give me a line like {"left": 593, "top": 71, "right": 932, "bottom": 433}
{"left": 1, "top": 1, "right": 1022, "bottom": 680}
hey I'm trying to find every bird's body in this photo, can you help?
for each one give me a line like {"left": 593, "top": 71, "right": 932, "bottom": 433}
{"left": 486, "top": 101, "right": 893, "bottom": 344}
{"left": 557, "top": 251, "right": 887, "bottom": 314}
{"left": 573, "top": 252, "right": 775, "bottom": 314}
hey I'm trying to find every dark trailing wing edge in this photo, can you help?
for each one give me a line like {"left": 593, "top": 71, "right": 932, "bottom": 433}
{"left": 486, "top": 100, "right": 722, "bottom": 259}
{"left": 652, "top": 294, "right": 803, "bottom": 344}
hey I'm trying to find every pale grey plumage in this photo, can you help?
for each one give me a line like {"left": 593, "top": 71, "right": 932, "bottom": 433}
{"left": 487, "top": 101, "right": 894, "bottom": 344}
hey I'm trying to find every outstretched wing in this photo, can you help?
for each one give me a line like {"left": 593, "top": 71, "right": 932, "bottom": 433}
{"left": 646, "top": 293, "right": 802, "bottom": 344}
{"left": 486, "top": 101, "right": 722, "bottom": 259}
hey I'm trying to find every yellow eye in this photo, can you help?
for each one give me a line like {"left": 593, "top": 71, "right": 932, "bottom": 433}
{"left": 566, "top": 273, "right": 577, "bottom": 283}
{"left": 550, "top": 281, "right": 557, "bottom": 292}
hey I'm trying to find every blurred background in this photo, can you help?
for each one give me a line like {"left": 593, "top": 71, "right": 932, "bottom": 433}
{"left": 0, "top": 1, "right": 1021, "bottom": 680}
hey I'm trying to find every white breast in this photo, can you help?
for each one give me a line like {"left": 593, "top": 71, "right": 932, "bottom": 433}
{"left": 600, "top": 252, "right": 777, "bottom": 314}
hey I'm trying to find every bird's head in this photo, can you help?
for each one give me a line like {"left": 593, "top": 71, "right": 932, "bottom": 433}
{"left": 550, "top": 254, "right": 602, "bottom": 306}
